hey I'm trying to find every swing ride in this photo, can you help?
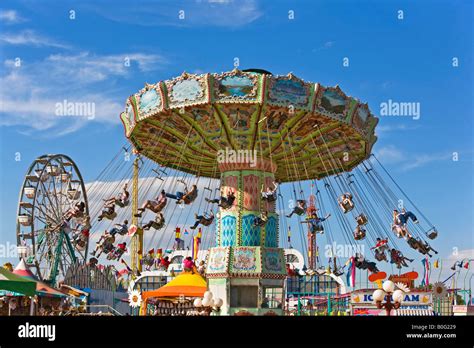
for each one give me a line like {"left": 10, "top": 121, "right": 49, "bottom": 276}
{"left": 14, "top": 69, "right": 441, "bottom": 315}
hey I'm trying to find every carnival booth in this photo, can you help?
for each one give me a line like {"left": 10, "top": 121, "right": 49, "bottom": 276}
{"left": 11, "top": 259, "right": 70, "bottom": 315}
{"left": 140, "top": 271, "right": 210, "bottom": 316}
{"left": 0, "top": 266, "right": 37, "bottom": 316}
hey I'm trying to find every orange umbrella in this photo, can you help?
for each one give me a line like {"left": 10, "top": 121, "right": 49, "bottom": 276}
{"left": 142, "top": 272, "right": 207, "bottom": 299}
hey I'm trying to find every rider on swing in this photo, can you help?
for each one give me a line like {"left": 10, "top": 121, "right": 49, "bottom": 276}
{"left": 64, "top": 202, "right": 86, "bottom": 222}
{"left": 109, "top": 220, "right": 129, "bottom": 237}
{"left": 390, "top": 248, "right": 414, "bottom": 269}
{"left": 143, "top": 212, "right": 165, "bottom": 231}
{"left": 392, "top": 208, "right": 418, "bottom": 239}
{"left": 97, "top": 201, "right": 116, "bottom": 222}
{"left": 286, "top": 200, "right": 307, "bottom": 218}
{"left": 261, "top": 181, "right": 279, "bottom": 202}
{"left": 166, "top": 184, "right": 198, "bottom": 205}
{"left": 371, "top": 238, "right": 389, "bottom": 262}
{"left": 338, "top": 193, "right": 354, "bottom": 213}
{"left": 206, "top": 189, "right": 235, "bottom": 209}
{"left": 353, "top": 225, "right": 366, "bottom": 240}
{"left": 301, "top": 211, "right": 331, "bottom": 234}
{"left": 135, "top": 190, "right": 167, "bottom": 218}
{"left": 254, "top": 211, "right": 269, "bottom": 227}
{"left": 108, "top": 242, "right": 127, "bottom": 261}
{"left": 104, "top": 184, "right": 130, "bottom": 208}
{"left": 190, "top": 212, "right": 215, "bottom": 229}
{"left": 407, "top": 235, "right": 438, "bottom": 257}
{"left": 91, "top": 232, "right": 115, "bottom": 258}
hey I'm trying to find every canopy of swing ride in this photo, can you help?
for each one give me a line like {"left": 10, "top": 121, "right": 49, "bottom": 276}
{"left": 16, "top": 68, "right": 439, "bottom": 289}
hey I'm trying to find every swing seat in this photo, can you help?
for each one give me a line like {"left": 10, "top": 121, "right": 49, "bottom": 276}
{"left": 75, "top": 240, "right": 86, "bottom": 250}
{"left": 262, "top": 192, "right": 277, "bottom": 203}
{"left": 201, "top": 220, "right": 213, "bottom": 227}
{"left": 354, "top": 228, "right": 366, "bottom": 241}
{"left": 266, "top": 194, "right": 277, "bottom": 203}
{"left": 294, "top": 207, "right": 305, "bottom": 216}
{"left": 356, "top": 214, "right": 368, "bottom": 225}
{"left": 312, "top": 224, "right": 324, "bottom": 233}
{"left": 115, "top": 199, "right": 129, "bottom": 208}
{"left": 392, "top": 224, "right": 406, "bottom": 238}
{"left": 339, "top": 200, "right": 354, "bottom": 213}
{"left": 116, "top": 228, "right": 128, "bottom": 236}
{"left": 102, "top": 211, "right": 117, "bottom": 221}
{"left": 108, "top": 248, "right": 125, "bottom": 260}
{"left": 426, "top": 229, "right": 438, "bottom": 240}
{"left": 151, "top": 221, "right": 165, "bottom": 230}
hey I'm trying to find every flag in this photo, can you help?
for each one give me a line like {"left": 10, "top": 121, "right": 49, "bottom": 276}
{"left": 128, "top": 224, "right": 138, "bottom": 237}
{"left": 433, "top": 259, "right": 439, "bottom": 269}
{"left": 421, "top": 257, "right": 430, "bottom": 286}
{"left": 156, "top": 248, "right": 162, "bottom": 260}
{"left": 346, "top": 257, "right": 356, "bottom": 287}
{"left": 197, "top": 228, "right": 202, "bottom": 244}
{"left": 175, "top": 227, "right": 181, "bottom": 240}
{"left": 117, "top": 268, "right": 129, "bottom": 277}
{"left": 192, "top": 236, "right": 201, "bottom": 261}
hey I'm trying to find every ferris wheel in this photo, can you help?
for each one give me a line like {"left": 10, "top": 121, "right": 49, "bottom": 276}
{"left": 16, "top": 154, "right": 90, "bottom": 285}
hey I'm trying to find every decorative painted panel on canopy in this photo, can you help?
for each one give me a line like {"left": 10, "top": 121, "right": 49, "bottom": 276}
{"left": 121, "top": 69, "right": 379, "bottom": 182}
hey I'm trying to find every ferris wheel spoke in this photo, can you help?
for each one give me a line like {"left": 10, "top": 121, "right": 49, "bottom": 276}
{"left": 34, "top": 202, "right": 59, "bottom": 228}
{"left": 39, "top": 179, "right": 62, "bottom": 222}
{"left": 50, "top": 163, "right": 62, "bottom": 213}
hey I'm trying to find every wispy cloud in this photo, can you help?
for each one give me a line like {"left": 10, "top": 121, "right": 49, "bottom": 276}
{"left": 0, "top": 30, "right": 69, "bottom": 48}
{"left": 375, "top": 145, "right": 452, "bottom": 171}
{"left": 374, "top": 145, "right": 404, "bottom": 163}
{"left": 376, "top": 123, "right": 420, "bottom": 135}
{"left": 85, "top": 0, "right": 262, "bottom": 28}
{"left": 401, "top": 152, "right": 452, "bottom": 171}
{"left": 312, "top": 41, "right": 335, "bottom": 53}
{"left": 447, "top": 248, "right": 474, "bottom": 263}
{"left": 0, "top": 51, "right": 167, "bottom": 136}
{"left": 0, "top": 9, "right": 26, "bottom": 24}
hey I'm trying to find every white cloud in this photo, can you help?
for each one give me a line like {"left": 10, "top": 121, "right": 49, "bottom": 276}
{"left": 312, "top": 41, "right": 335, "bottom": 53}
{"left": 86, "top": 0, "right": 262, "bottom": 27}
{"left": 374, "top": 146, "right": 452, "bottom": 172}
{"left": 401, "top": 153, "right": 452, "bottom": 171}
{"left": 0, "top": 30, "right": 69, "bottom": 48}
{"left": 0, "top": 9, "right": 26, "bottom": 24}
{"left": 374, "top": 145, "right": 404, "bottom": 163}
{"left": 0, "top": 52, "right": 166, "bottom": 135}
{"left": 376, "top": 124, "right": 420, "bottom": 135}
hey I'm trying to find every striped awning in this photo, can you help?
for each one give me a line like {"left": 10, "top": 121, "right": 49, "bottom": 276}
{"left": 396, "top": 308, "right": 436, "bottom": 316}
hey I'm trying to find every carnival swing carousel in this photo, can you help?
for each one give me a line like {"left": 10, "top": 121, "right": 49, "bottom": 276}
{"left": 16, "top": 69, "right": 439, "bottom": 315}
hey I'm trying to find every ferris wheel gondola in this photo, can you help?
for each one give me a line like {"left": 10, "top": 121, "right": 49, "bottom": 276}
{"left": 16, "top": 154, "right": 90, "bottom": 285}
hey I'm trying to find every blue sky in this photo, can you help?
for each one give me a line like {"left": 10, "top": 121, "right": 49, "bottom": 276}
{"left": 0, "top": 0, "right": 472, "bottom": 289}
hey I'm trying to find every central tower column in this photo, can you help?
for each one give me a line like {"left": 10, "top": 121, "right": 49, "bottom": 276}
{"left": 215, "top": 159, "right": 278, "bottom": 248}
{"left": 205, "top": 159, "right": 286, "bottom": 315}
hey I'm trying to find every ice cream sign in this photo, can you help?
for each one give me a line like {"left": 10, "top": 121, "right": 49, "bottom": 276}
{"left": 351, "top": 291, "right": 432, "bottom": 305}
